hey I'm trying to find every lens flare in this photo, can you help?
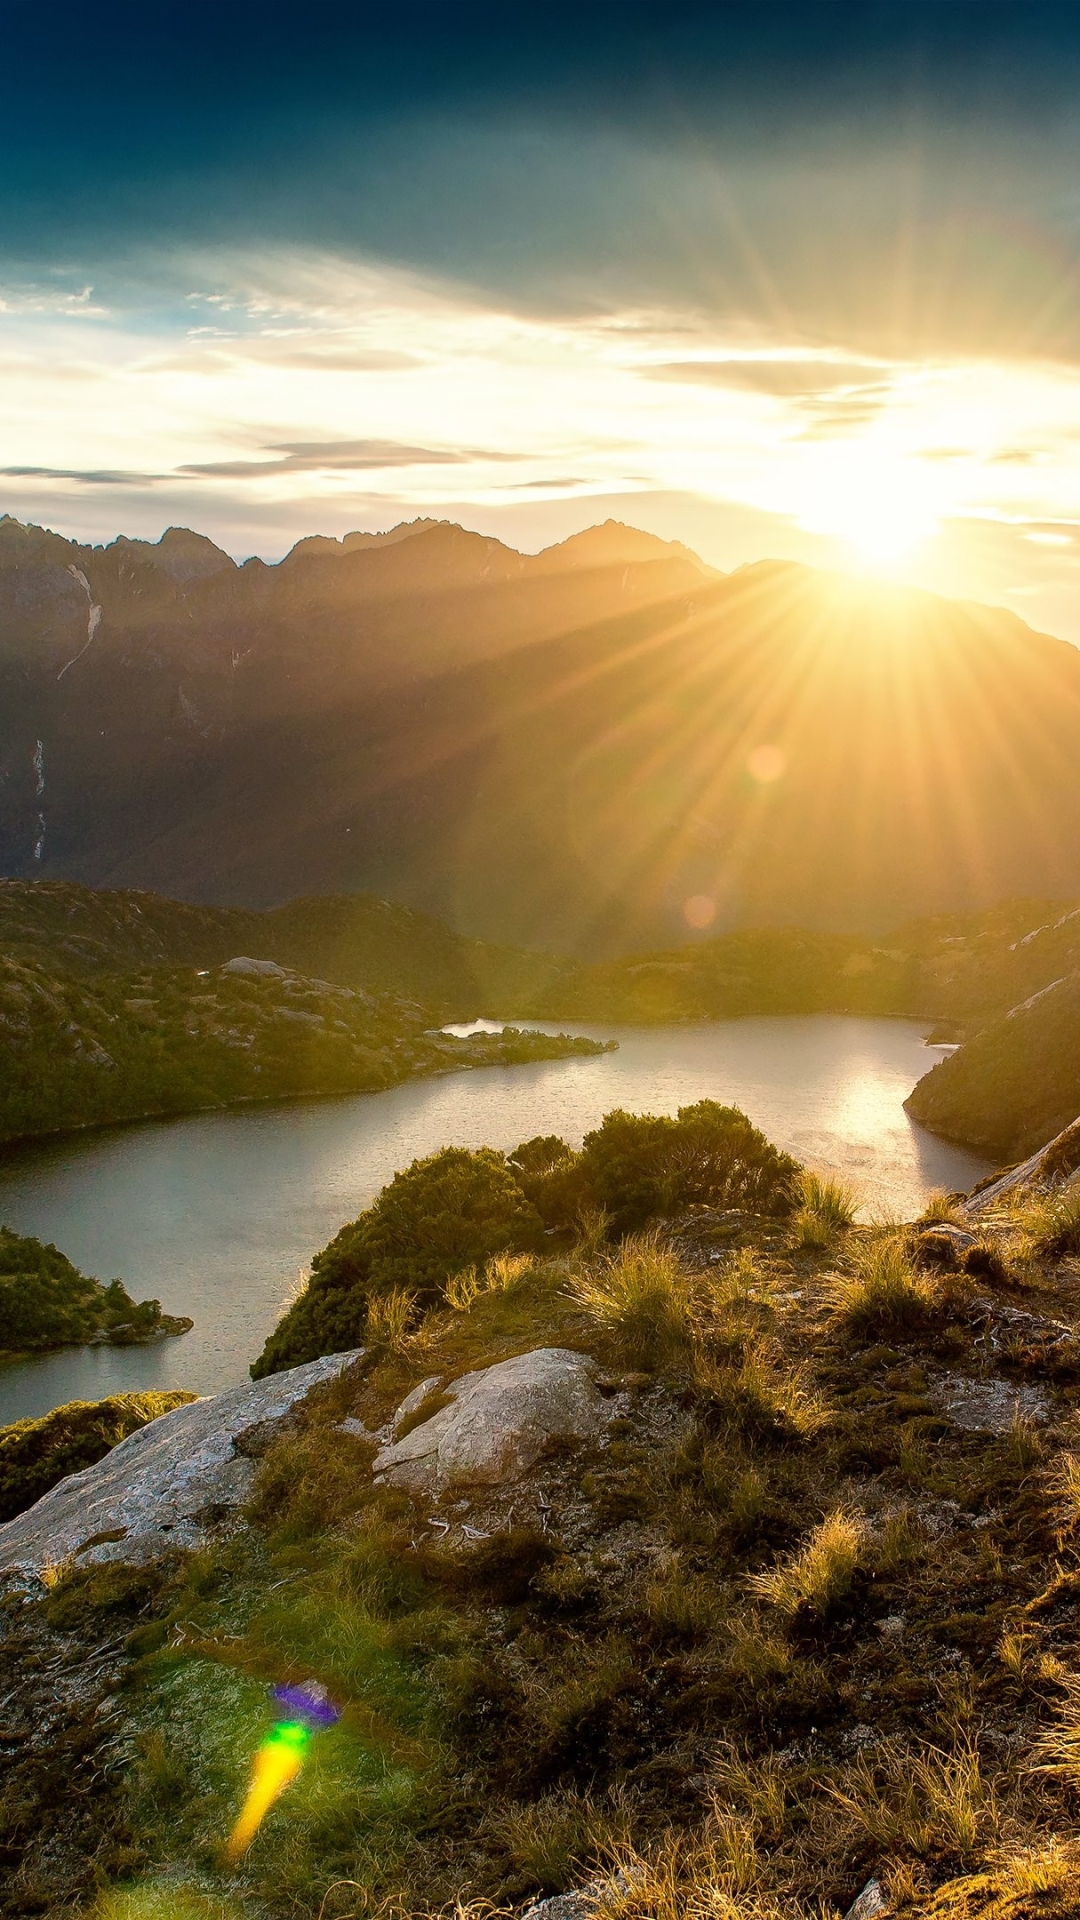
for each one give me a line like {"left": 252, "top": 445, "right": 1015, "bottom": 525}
{"left": 223, "top": 1681, "right": 340, "bottom": 1865}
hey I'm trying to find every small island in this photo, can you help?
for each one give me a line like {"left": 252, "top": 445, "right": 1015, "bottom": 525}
{"left": 0, "top": 1225, "right": 192, "bottom": 1361}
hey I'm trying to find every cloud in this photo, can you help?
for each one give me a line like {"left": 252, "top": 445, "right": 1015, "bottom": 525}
{"left": 649, "top": 358, "right": 887, "bottom": 396}
{"left": 0, "top": 465, "right": 158, "bottom": 485}
{"left": 180, "top": 440, "right": 520, "bottom": 478}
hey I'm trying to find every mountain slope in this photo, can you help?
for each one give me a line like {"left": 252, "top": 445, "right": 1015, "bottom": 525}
{"left": 6, "top": 519, "right": 1080, "bottom": 949}
{"left": 0, "top": 879, "right": 567, "bottom": 1011}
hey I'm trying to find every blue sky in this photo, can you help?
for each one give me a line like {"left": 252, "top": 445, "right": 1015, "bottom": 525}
{"left": 6, "top": 3, "right": 1080, "bottom": 631}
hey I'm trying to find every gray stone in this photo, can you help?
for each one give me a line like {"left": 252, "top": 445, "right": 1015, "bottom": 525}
{"left": 844, "top": 1880, "right": 888, "bottom": 1920}
{"left": 392, "top": 1375, "right": 444, "bottom": 1437}
{"left": 221, "top": 955, "right": 287, "bottom": 978}
{"left": 374, "top": 1347, "right": 614, "bottom": 1493}
{"left": 0, "top": 1350, "right": 363, "bottom": 1579}
{"left": 913, "top": 1223, "right": 976, "bottom": 1267}
{"left": 522, "top": 1897, "right": 597, "bottom": 1920}
{"left": 932, "top": 1373, "right": 1049, "bottom": 1434}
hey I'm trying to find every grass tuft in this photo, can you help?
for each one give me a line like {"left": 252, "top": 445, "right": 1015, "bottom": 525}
{"left": 1018, "top": 1181, "right": 1080, "bottom": 1260}
{"left": 827, "top": 1235, "right": 940, "bottom": 1335}
{"left": 366, "top": 1287, "right": 420, "bottom": 1352}
{"left": 691, "top": 1336, "right": 827, "bottom": 1444}
{"left": 568, "top": 1231, "right": 695, "bottom": 1368}
{"left": 788, "top": 1169, "right": 856, "bottom": 1250}
{"left": 748, "top": 1507, "right": 866, "bottom": 1620}
{"left": 831, "top": 1735, "right": 997, "bottom": 1859}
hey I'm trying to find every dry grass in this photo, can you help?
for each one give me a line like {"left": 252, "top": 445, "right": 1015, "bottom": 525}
{"left": 366, "top": 1287, "right": 420, "bottom": 1352}
{"left": 489, "top": 1788, "right": 613, "bottom": 1894}
{"left": 919, "top": 1190, "right": 965, "bottom": 1226}
{"left": 588, "top": 1831, "right": 793, "bottom": 1920}
{"left": 691, "top": 1336, "right": 827, "bottom": 1444}
{"left": 1049, "top": 1450, "right": 1080, "bottom": 1541}
{"left": 789, "top": 1170, "right": 856, "bottom": 1251}
{"left": 568, "top": 1231, "right": 696, "bottom": 1368}
{"left": 748, "top": 1508, "right": 866, "bottom": 1620}
{"left": 830, "top": 1736, "right": 997, "bottom": 1859}
{"left": 1017, "top": 1181, "right": 1080, "bottom": 1261}
{"left": 827, "top": 1237, "right": 940, "bottom": 1335}
{"left": 1031, "top": 1670, "right": 1080, "bottom": 1786}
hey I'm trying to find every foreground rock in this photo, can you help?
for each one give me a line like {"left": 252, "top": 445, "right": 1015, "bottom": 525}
{"left": 374, "top": 1346, "right": 615, "bottom": 1492}
{"left": 0, "top": 1349, "right": 363, "bottom": 1578}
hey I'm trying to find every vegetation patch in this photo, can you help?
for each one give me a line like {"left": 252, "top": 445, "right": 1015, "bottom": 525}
{"left": 0, "top": 1389, "right": 195, "bottom": 1521}
{"left": 0, "top": 1224, "right": 189, "bottom": 1358}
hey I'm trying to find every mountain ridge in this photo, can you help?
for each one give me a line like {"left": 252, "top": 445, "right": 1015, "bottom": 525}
{"left": 4, "top": 517, "right": 1080, "bottom": 952}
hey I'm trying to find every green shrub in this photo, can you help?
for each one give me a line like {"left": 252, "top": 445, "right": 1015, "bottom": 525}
{"left": 252, "top": 1146, "right": 542, "bottom": 1376}
{"left": 578, "top": 1101, "right": 800, "bottom": 1233}
{"left": 508, "top": 1134, "right": 589, "bottom": 1228}
{"left": 0, "top": 1390, "right": 195, "bottom": 1523}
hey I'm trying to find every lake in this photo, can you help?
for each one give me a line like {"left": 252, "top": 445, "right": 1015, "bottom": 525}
{"left": 0, "top": 1016, "right": 988, "bottom": 1422}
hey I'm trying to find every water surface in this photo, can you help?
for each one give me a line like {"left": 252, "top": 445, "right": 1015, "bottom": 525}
{"left": 0, "top": 1016, "right": 987, "bottom": 1422}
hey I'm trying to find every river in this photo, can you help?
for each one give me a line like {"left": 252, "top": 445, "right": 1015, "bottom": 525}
{"left": 0, "top": 1016, "right": 987, "bottom": 1422}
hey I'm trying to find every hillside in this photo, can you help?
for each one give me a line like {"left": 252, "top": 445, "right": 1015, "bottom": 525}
{"left": 0, "top": 948, "right": 608, "bottom": 1147}
{"left": 0, "top": 1223, "right": 190, "bottom": 1357}
{"left": 7, "top": 520, "right": 1080, "bottom": 949}
{"left": 523, "top": 903, "right": 1072, "bottom": 1026}
{"left": 0, "top": 878, "right": 566, "bottom": 1012}
{"left": 6, "top": 1126, "right": 1080, "bottom": 1917}
{"left": 905, "top": 973, "right": 1080, "bottom": 1163}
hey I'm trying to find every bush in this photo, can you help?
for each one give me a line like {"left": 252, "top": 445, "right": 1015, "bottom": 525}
{"left": 252, "top": 1146, "right": 542, "bottom": 1375}
{"left": 508, "top": 1134, "right": 589, "bottom": 1228}
{"left": 578, "top": 1101, "right": 800, "bottom": 1233}
{"left": 0, "top": 1390, "right": 195, "bottom": 1522}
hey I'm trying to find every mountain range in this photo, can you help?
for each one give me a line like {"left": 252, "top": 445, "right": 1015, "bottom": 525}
{"left": 6, "top": 514, "right": 1080, "bottom": 952}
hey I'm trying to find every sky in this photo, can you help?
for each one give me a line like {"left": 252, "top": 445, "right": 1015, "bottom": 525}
{"left": 6, "top": 3, "right": 1080, "bottom": 633}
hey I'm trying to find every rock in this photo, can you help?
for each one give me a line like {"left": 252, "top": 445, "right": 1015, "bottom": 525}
{"left": 220, "top": 955, "right": 287, "bottom": 978}
{"left": 0, "top": 1350, "right": 363, "bottom": 1579}
{"left": 522, "top": 1897, "right": 598, "bottom": 1920}
{"left": 374, "top": 1348, "right": 615, "bottom": 1493}
{"left": 932, "top": 1373, "right": 1050, "bottom": 1434}
{"left": 392, "top": 1375, "right": 443, "bottom": 1437}
{"left": 912, "top": 1223, "right": 976, "bottom": 1268}
{"left": 844, "top": 1882, "right": 888, "bottom": 1920}
{"left": 964, "top": 1114, "right": 1080, "bottom": 1214}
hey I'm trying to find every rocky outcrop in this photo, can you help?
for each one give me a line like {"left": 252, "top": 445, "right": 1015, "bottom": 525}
{"left": 0, "top": 1349, "right": 363, "bottom": 1579}
{"left": 374, "top": 1347, "right": 615, "bottom": 1492}
{"left": 963, "top": 1114, "right": 1080, "bottom": 1214}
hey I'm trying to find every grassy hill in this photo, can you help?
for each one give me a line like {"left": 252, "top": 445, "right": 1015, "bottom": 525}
{"left": 0, "top": 878, "right": 566, "bottom": 1013}
{"left": 0, "top": 946, "right": 607, "bottom": 1147}
{"left": 7, "top": 1127, "right": 1080, "bottom": 1917}
{"left": 905, "top": 972, "right": 1080, "bottom": 1162}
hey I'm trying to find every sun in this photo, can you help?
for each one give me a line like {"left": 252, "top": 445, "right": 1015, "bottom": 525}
{"left": 799, "top": 449, "right": 941, "bottom": 574}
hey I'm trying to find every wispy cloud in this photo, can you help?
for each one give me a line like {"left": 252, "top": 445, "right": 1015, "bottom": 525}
{"left": 649, "top": 357, "right": 886, "bottom": 396}
{"left": 0, "top": 464, "right": 157, "bottom": 485}
{"left": 181, "top": 439, "right": 520, "bottom": 478}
